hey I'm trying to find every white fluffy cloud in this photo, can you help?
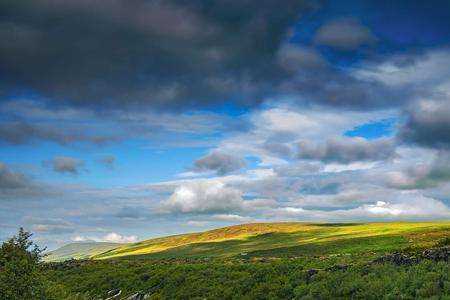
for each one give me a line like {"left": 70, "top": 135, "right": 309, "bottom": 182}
{"left": 73, "top": 232, "right": 137, "bottom": 243}
{"left": 160, "top": 180, "right": 244, "bottom": 214}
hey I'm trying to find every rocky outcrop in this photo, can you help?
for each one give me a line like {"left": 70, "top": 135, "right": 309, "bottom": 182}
{"left": 374, "top": 246, "right": 450, "bottom": 266}
{"left": 305, "top": 246, "right": 449, "bottom": 277}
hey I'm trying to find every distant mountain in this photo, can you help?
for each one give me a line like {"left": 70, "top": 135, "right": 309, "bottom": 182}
{"left": 93, "top": 222, "right": 450, "bottom": 260}
{"left": 44, "top": 242, "right": 121, "bottom": 262}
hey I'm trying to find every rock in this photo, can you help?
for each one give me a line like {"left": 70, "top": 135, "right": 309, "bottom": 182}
{"left": 325, "top": 264, "right": 349, "bottom": 272}
{"left": 127, "top": 291, "right": 150, "bottom": 300}
{"left": 105, "top": 289, "right": 122, "bottom": 299}
{"left": 374, "top": 246, "right": 450, "bottom": 266}
{"left": 416, "top": 246, "right": 449, "bottom": 262}
{"left": 306, "top": 269, "right": 319, "bottom": 277}
{"left": 374, "top": 253, "right": 412, "bottom": 266}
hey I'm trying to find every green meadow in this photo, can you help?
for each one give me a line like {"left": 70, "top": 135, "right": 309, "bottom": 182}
{"left": 92, "top": 222, "right": 450, "bottom": 261}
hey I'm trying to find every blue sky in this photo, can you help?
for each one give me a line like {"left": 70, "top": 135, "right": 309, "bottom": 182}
{"left": 1, "top": 0, "right": 450, "bottom": 249}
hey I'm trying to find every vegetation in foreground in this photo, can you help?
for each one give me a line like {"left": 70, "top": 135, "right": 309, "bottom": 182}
{"left": 0, "top": 228, "right": 87, "bottom": 300}
{"left": 45, "top": 257, "right": 450, "bottom": 300}
{"left": 2, "top": 223, "right": 450, "bottom": 299}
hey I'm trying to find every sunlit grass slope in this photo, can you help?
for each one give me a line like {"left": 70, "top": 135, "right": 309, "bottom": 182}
{"left": 45, "top": 242, "right": 120, "bottom": 262}
{"left": 94, "top": 222, "right": 450, "bottom": 260}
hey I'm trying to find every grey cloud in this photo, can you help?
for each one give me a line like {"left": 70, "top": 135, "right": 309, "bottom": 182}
{"left": 276, "top": 44, "right": 325, "bottom": 72}
{"left": 97, "top": 155, "right": 114, "bottom": 170}
{"left": 114, "top": 206, "right": 147, "bottom": 220}
{"left": 262, "top": 141, "right": 293, "bottom": 158}
{"left": 314, "top": 18, "right": 376, "bottom": 50}
{"left": 0, "top": 162, "right": 29, "bottom": 189}
{"left": 47, "top": 156, "right": 83, "bottom": 174}
{"left": 386, "top": 151, "right": 450, "bottom": 189}
{"left": 0, "top": 163, "right": 58, "bottom": 201}
{"left": 262, "top": 133, "right": 297, "bottom": 158}
{"left": 31, "top": 219, "right": 75, "bottom": 234}
{"left": 0, "top": 122, "right": 119, "bottom": 146}
{"left": 282, "top": 65, "right": 408, "bottom": 109}
{"left": 298, "top": 137, "right": 396, "bottom": 163}
{"left": 0, "top": 0, "right": 318, "bottom": 110}
{"left": 272, "top": 45, "right": 412, "bottom": 110}
{"left": 399, "top": 97, "right": 450, "bottom": 149}
{"left": 193, "top": 151, "right": 245, "bottom": 174}
{"left": 274, "top": 163, "right": 323, "bottom": 177}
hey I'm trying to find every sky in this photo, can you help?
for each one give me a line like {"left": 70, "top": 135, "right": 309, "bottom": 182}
{"left": 1, "top": 0, "right": 450, "bottom": 250}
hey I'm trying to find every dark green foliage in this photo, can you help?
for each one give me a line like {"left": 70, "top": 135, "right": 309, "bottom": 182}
{"left": 45, "top": 258, "right": 450, "bottom": 300}
{"left": 0, "top": 228, "right": 87, "bottom": 300}
{"left": 0, "top": 228, "right": 48, "bottom": 300}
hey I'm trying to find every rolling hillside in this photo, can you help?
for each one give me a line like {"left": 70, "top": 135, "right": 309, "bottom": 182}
{"left": 45, "top": 242, "right": 121, "bottom": 262}
{"left": 93, "top": 222, "right": 450, "bottom": 260}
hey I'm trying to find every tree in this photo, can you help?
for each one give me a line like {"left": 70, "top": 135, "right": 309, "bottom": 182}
{"left": 0, "top": 228, "right": 87, "bottom": 300}
{"left": 0, "top": 228, "right": 49, "bottom": 299}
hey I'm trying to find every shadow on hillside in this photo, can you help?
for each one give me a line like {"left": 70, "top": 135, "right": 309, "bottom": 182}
{"left": 118, "top": 231, "right": 408, "bottom": 261}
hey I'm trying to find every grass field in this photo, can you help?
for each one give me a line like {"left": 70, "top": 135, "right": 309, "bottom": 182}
{"left": 91, "top": 222, "right": 450, "bottom": 260}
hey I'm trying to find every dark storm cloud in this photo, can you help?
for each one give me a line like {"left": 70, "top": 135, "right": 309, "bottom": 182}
{"left": 46, "top": 156, "right": 84, "bottom": 174}
{"left": 0, "top": 122, "right": 119, "bottom": 146}
{"left": 314, "top": 18, "right": 376, "bottom": 51}
{"left": 275, "top": 44, "right": 325, "bottom": 71}
{"left": 0, "top": 0, "right": 319, "bottom": 110}
{"left": 193, "top": 151, "right": 245, "bottom": 175}
{"left": 0, "top": 162, "right": 29, "bottom": 189}
{"left": 298, "top": 137, "right": 395, "bottom": 163}
{"left": 398, "top": 97, "right": 450, "bottom": 149}
{"left": 281, "top": 62, "right": 409, "bottom": 109}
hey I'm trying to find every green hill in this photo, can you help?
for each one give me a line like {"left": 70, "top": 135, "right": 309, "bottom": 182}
{"left": 93, "top": 222, "right": 450, "bottom": 260}
{"left": 44, "top": 222, "right": 450, "bottom": 299}
{"left": 45, "top": 242, "right": 121, "bottom": 262}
